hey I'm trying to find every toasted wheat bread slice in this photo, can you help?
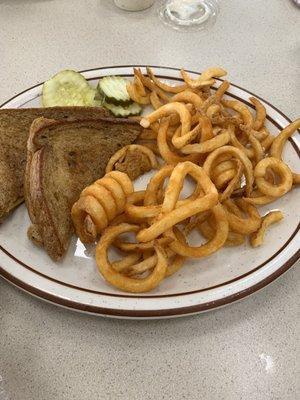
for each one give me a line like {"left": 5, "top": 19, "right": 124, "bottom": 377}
{"left": 25, "top": 117, "right": 142, "bottom": 260}
{"left": 0, "top": 106, "right": 109, "bottom": 222}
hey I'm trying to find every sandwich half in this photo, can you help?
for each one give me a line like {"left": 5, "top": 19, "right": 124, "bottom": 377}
{"left": 25, "top": 116, "right": 142, "bottom": 260}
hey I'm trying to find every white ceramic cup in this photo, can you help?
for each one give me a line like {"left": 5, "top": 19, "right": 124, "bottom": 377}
{"left": 114, "top": 0, "right": 155, "bottom": 11}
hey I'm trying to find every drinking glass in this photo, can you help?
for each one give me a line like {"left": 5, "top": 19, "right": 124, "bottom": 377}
{"left": 158, "top": 0, "right": 219, "bottom": 31}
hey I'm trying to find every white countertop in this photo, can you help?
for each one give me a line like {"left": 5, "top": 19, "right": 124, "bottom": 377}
{"left": 0, "top": 1, "right": 299, "bottom": 399}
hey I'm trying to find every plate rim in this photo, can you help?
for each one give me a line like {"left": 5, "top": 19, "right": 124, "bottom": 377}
{"left": 0, "top": 65, "right": 299, "bottom": 318}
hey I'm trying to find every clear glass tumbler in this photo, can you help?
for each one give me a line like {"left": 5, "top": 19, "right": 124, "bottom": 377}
{"left": 158, "top": 0, "right": 219, "bottom": 31}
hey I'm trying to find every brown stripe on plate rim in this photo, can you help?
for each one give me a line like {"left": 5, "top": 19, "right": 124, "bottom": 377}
{"left": 0, "top": 221, "right": 299, "bottom": 299}
{"left": 1, "top": 247, "right": 299, "bottom": 318}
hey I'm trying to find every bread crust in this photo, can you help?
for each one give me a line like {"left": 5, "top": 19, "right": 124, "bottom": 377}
{"left": 0, "top": 106, "right": 110, "bottom": 222}
{"left": 25, "top": 116, "right": 142, "bottom": 260}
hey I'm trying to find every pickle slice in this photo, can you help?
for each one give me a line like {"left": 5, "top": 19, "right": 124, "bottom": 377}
{"left": 97, "top": 76, "right": 131, "bottom": 105}
{"left": 42, "top": 70, "right": 96, "bottom": 107}
{"left": 103, "top": 101, "right": 141, "bottom": 117}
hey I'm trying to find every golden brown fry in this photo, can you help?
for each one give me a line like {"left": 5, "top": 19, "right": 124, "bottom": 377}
{"left": 171, "top": 121, "right": 202, "bottom": 149}
{"left": 181, "top": 67, "right": 227, "bottom": 89}
{"left": 181, "top": 130, "right": 231, "bottom": 154}
{"left": 140, "top": 102, "right": 191, "bottom": 135}
{"left": 126, "top": 81, "right": 150, "bottom": 105}
{"left": 270, "top": 118, "right": 300, "bottom": 184}
{"left": 115, "top": 235, "right": 172, "bottom": 253}
{"left": 261, "top": 134, "right": 274, "bottom": 151}
{"left": 105, "top": 171, "right": 133, "bottom": 196}
{"left": 199, "top": 115, "right": 214, "bottom": 141}
{"left": 137, "top": 193, "right": 218, "bottom": 243}
{"left": 171, "top": 90, "right": 204, "bottom": 110}
{"left": 72, "top": 195, "right": 108, "bottom": 243}
{"left": 81, "top": 184, "right": 117, "bottom": 221}
{"left": 214, "top": 169, "right": 236, "bottom": 189}
{"left": 157, "top": 118, "right": 201, "bottom": 164}
{"left": 71, "top": 172, "right": 133, "bottom": 243}
{"left": 135, "top": 68, "right": 170, "bottom": 102}
{"left": 167, "top": 204, "right": 228, "bottom": 258}
{"left": 125, "top": 190, "right": 161, "bottom": 220}
{"left": 144, "top": 164, "right": 175, "bottom": 206}
{"left": 126, "top": 246, "right": 185, "bottom": 278}
{"left": 197, "top": 218, "right": 245, "bottom": 247}
{"left": 143, "top": 162, "right": 204, "bottom": 209}
{"left": 252, "top": 127, "right": 270, "bottom": 141}
{"left": 231, "top": 130, "right": 264, "bottom": 162}
{"left": 206, "top": 104, "right": 222, "bottom": 119}
{"left": 219, "top": 161, "right": 243, "bottom": 202}
{"left": 134, "top": 74, "right": 148, "bottom": 97}
{"left": 254, "top": 157, "right": 293, "bottom": 197}
{"left": 250, "top": 97, "right": 266, "bottom": 131}
{"left": 161, "top": 162, "right": 218, "bottom": 213}
{"left": 146, "top": 66, "right": 188, "bottom": 93}
{"left": 150, "top": 91, "right": 164, "bottom": 110}
{"left": 137, "top": 162, "right": 218, "bottom": 242}
{"left": 214, "top": 80, "right": 230, "bottom": 102}
{"left": 211, "top": 160, "right": 236, "bottom": 177}
{"left": 112, "top": 253, "right": 142, "bottom": 273}
{"left": 183, "top": 211, "right": 211, "bottom": 235}
{"left": 250, "top": 211, "right": 283, "bottom": 247}
{"left": 242, "top": 189, "right": 276, "bottom": 206}
{"left": 223, "top": 199, "right": 261, "bottom": 235}
{"left": 96, "top": 224, "right": 168, "bottom": 293}
{"left": 203, "top": 145, "right": 254, "bottom": 196}
{"left": 225, "top": 231, "right": 246, "bottom": 246}
{"left": 248, "top": 133, "right": 264, "bottom": 163}
{"left": 222, "top": 99, "right": 254, "bottom": 131}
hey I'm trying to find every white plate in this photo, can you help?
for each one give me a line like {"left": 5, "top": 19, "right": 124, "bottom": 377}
{"left": 0, "top": 66, "right": 299, "bottom": 319}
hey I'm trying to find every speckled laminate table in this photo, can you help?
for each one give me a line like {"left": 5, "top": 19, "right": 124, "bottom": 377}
{"left": 0, "top": 1, "right": 299, "bottom": 399}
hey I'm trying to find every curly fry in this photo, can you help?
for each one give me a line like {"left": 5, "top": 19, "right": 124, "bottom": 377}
{"left": 203, "top": 145, "right": 254, "bottom": 196}
{"left": 146, "top": 66, "right": 188, "bottom": 93}
{"left": 137, "top": 162, "right": 218, "bottom": 243}
{"left": 71, "top": 172, "right": 133, "bottom": 243}
{"left": 254, "top": 157, "right": 293, "bottom": 197}
{"left": 250, "top": 97, "right": 266, "bottom": 131}
{"left": 222, "top": 99, "right": 254, "bottom": 131}
{"left": 134, "top": 68, "right": 170, "bottom": 102}
{"left": 140, "top": 102, "right": 191, "bottom": 137}
{"left": 219, "top": 161, "right": 243, "bottom": 202}
{"left": 126, "top": 80, "right": 150, "bottom": 105}
{"left": 125, "top": 191, "right": 161, "bottom": 220}
{"left": 250, "top": 211, "right": 284, "bottom": 247}
{"left": 150, "top": 91, "right": 164, "bottom": 110}
{"left": 252, "top": 127, "right": 269, "bottom": 141}
{"left": 96, "top": 224, "right": 168, "bottom": 293}
{"left": 157, "top": 118, "right": 201, "bottom": 164}
{"left": 171, "top": 121, "right": 202, "bottom": 149}
{"left": 181, "top": 129, "right": 231, "bottom": 154}
{"left": 206, "top": 104, "right": 222, "bottom": 119}
{"left": 223, "top": 199, "right": 261, "bottom": 235}
{"left": 270, "top": 119, "right": 300, "bottom": 184}
{"left": 171, "top": 90, "right": 204, "bottom": 110}
{"left": 214, "top": 80, "right": 230, "bottom": 102}
{"left": 181, "top": 67, "right": 227, "bottom": 89}
{"left": 214, "top": 169, "right": 236, "bottom": 189}
{"left": 167, "top": 204, "right": 228, "bottom": 258}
